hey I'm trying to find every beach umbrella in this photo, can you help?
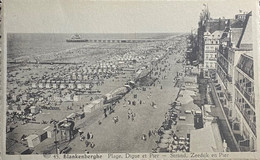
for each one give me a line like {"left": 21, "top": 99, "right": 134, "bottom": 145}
{"left": 171, "top": 144, "right": 178, "bottom": 150}
{"left": 161, "top": 134, "right": 172, "bottom": 139}
{"left": 160, "top": 138, "right": 170, "bottom": 144}
{"left": 157, "top": 143, "right": 169, "bottom": 149}
{"left": 163, "top": 130, "right": 172, "bottom": 135}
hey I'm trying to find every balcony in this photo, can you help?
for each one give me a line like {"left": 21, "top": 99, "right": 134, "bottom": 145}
{"left": 217, "top": 59, "right": 228, "bottom": 75}
{"left": 218, "top": 45, "right": 229, "bottom": 60}
{"left": 209, "top": 58, "right": 217, "bottom": 61}
{"left": 235, "top": 102, "right": 256, "bottom": 136}
{"left": 205, "top": 50, "right": 216, "bottom": 53}
{"left": 224, "top": 89, "right": 232, "bottom": 101}
{"left": 236, "top": 55, "right": 254, "bottom": 79}
{"left": 226, "top": 75, "right": 232, "bottom": 82}
{"left": 235, "top": 82, "right": 255, "bottom": 107}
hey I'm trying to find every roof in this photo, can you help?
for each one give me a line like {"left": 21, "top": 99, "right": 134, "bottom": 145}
{"left": 92, "top": 98, "right": 103, "bottom": 104}
{"left": 230, "top": 19, "right": 244, "bottom": 28}
{"left": 184, "top": 76, "right": 197, "bottom": 83}
{"left": 236, "top": 11, "right": 253, "bottom": 49}
{"left": 211, "top": 30, "right": 223, "bottom": 38}
{"left": 206, "top": 18, "right": 227, "bottom": 33}
{"left": 190, "top": 122, "right": 224, "bottom": 152}
{"left": 26, "top": 134, "right": 38, "bottom": 140}
{"left": 231, "top": 28, "right": 243, "bottom": 46}
{"left": 204, "top": 31, "right": 211, "bottom": 36}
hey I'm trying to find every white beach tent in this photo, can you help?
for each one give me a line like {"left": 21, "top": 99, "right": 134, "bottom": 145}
{"left": 84, "top": 104, "right": 96, "bottom": 113}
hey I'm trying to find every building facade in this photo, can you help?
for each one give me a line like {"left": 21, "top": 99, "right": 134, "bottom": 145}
{"left": 203, "top": 30, "right": 223, "bottom": 77}
{"left": 214, "top": 12, "right": 256, "bottom": 151}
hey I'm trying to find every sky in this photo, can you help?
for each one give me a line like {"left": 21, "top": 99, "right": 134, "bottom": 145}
{"left": 4, "top": 0, "right": 256, "bottom": 33}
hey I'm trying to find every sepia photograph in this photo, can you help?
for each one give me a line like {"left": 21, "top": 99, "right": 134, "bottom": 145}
{"left": 1, "top": 0, "right": 260, "bottom": 159}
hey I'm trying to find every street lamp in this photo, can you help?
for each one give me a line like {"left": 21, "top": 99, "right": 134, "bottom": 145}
{"left": 50, "top": 119, "right": 59, "bottom": 154}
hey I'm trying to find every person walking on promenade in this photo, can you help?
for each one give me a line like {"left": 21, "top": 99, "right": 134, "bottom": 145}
{"left": 80, "top": 135, "right": 85, "bottom": 141}
{"left": 148, "top": 130, "right": 152, "bottom": 138}
{"left": 89, "top": 132, "right": 93, "bottom": 139}
{"left": 142, "top": 134, "right": 147, "bottom": 141}
{"left": 104, "top": 108, "right": 107, "bottom": 118}
{"left": 85, "top": 140, "right": 90, "bottom": 147}
{"left": 85, "top": 149, "right": 89, "bottom": 154}
{"left": 131, "top": 113, "right": 135, "bottom": 121}
{"left": 113, "top": 116, "right": 119, "bottom": 124}
{"left": 90, "top": 142, "right": 95, "bottom": 148}
{"left": 113, "top": 117, "right": 116, "bottom": 124}
{"left": 154, "top": 128, "right": 157, "bottom": 136}
{"left": 86, "top": 132, "right": 90, "bottom": 139}
{"left": 128, "top": 108, "right": 132, "bottom": 119}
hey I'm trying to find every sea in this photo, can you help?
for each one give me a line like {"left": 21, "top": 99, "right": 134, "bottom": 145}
{"left": 7, "top": 33, "right": 181, "bottom": 60}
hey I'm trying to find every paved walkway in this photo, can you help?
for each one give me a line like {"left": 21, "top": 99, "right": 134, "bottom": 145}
{"left": 32, "top": 38, "right": 188, "bottom": 154}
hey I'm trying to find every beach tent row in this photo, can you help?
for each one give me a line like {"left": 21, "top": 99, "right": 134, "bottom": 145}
{"left": 32, "top": 81, "right": 92, "bottom": 89}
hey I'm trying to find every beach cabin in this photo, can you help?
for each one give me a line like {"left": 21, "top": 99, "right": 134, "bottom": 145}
{"left": 26, "top": 134, "right": 41, "bottom": 148}
{"left": 85, "top": 83, "right": 91, "bottom": 89}
{"left": 91, "top": 98, "right": 104, "bottom": 109}
{"left": 45, "top": 82, "right": 51, "bottom": 89}
{"left": 68, "top": 81, "right": 76, "bottom": 89}
{"left": 83, "top": 75, "right": 88, "bottom": 80}
{"left": 30, "top": 106, "right": 39, "bottom": 114}
{"left": 32, "top": 82, "right": 37, "bottom": 88}
{"left": 72, "top": 73, "right": 77, "bottom": 80}
{"left": 84, "top": 104, "right": 96, "bottom": 113}
{"left": 38, "top": 82, "right": 44, "bottom": 89}
{"left": 73, "top": 95, "right": 79, "bottom": 102}
{"left": 43, "top": 126, "right": 53, "bottom": 138}
{"left": 78, "top": 74, "right": 83, "bottom": 80}
{"left": 60, "top": 82, "right": 66, "bottom": 89}
{"left": 52, "top": 83, "right": 58, "bottom": 89}
{"left": 76, "top": 81, "right": 82, "bottom": 89}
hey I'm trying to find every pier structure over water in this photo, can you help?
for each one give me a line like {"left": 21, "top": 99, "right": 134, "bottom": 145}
{"left": 66, "top": 38, "right": 166, "bottom": 43}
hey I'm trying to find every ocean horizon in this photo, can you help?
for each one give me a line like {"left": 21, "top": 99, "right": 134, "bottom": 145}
{"left": 7, "top": 33, "right": 185, "bottom": 60}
